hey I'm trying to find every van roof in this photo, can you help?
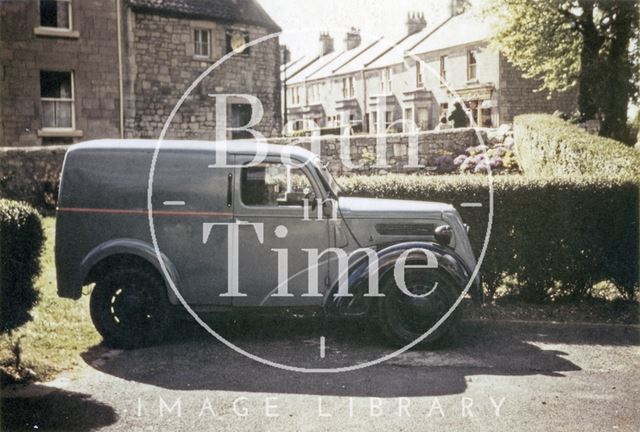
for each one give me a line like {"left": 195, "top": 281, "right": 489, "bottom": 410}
{"left": 68, "top": 139, "right": 318, "bottom": 161}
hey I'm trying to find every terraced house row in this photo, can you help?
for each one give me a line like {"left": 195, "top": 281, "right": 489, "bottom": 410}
{"left": 281, "top": 1, "right": 576, "bottom": 135}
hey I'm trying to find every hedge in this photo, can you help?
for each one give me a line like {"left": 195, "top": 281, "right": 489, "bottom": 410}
{"left": 514, "top": 114, "right": 640, "bottom": 178}
{"left": 338, "top": 174, "right": 639, "bottom": 302}
{"left": 0, "top": 199, "right": 44, "bottom": 333}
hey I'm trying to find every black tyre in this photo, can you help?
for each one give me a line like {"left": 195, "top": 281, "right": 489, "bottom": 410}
{"left": 90, "top": 266, "right": 171, "bottom": 349}
{"left": 377, "top": 267, "right": 462, "bottom": 349}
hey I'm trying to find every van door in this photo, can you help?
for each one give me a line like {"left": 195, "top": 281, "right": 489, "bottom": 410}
{"left": 232, "top": 156, "right": 331, "bottom": 307}
{"left": 152, "top": 150, "right": 235, "bottom": 305}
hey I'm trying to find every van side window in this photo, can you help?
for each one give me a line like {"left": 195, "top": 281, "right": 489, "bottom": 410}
{"left": 240, "top": 162, "right": 313, "bottom": 206}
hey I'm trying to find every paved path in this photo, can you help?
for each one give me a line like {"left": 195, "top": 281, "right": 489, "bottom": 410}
{"left": 2, "top": 320, "right": 639, "bottom": 431}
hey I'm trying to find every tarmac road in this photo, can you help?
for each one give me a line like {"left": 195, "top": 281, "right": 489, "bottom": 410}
{"left": 2, "top": 319, "right": 639, "bottom": 431}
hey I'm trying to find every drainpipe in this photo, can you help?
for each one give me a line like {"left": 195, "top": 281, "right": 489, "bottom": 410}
{"left": 116, "top": 0, "right": 124, "bottom": 138}
{"left": 283, "top": 62, "right": 288, "bottom": 133}
{"left": 361, "top": 69, "right": 367, "bottom": 132}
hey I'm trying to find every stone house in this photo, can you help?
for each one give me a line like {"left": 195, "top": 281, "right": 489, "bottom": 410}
{"left": 282, "top": 2, "right": 576, "bottom": 134}
{"left": 0, "top": 0, "right": 281, "bottom": 147}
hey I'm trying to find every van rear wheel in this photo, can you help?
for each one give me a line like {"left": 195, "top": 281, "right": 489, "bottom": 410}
{"left": 90, "top": 266, "right": 171, "bottom": 349}
{"left": 377, "top": 268, "right": 462, "bottom": 349}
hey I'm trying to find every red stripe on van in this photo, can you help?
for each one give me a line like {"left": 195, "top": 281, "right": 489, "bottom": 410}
{"left": 57, "top": 207, "right": 233, "bottom": 218}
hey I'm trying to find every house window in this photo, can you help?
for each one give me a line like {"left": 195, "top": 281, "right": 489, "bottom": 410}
{"left": 308, "top": 83, "right": 320, "bottom": 104}
{"left": 440, "top": 55, "right": 447, "bottom": 81}
{"left": 380, "top": 68, "right": 392, "bottom": 93}
{"left": 342, "top": 76, "right": 354, "bottom": 98}
{"left": 40, "top": 0, "right": 71, "bottom": 29}
{"left": 403, "top": 108, "right": 414, "bottom": 132}
{"left": 289, "top": 86, "right": 301, "bottom": 106}
{"left": 40, "top": 71, "right": 74, "bottom": 129}
{"left": 467, "top": 50, "right": 477, "bottom": 81}
{"left": 371, "top": 111, "right": 378, "bottom": 134}
{"left": 194, "top": 29, "right": 211, "bottom": 58}
{"left": 294, "top": 87, "right": 300, "bottom": 105}
{"left": 416, "top": 107, "right": 429, "bottom": 130}
{"left": 416, "top": 61, "right": 423, "bottom": 87}
{"left": 230, "top": 104, "right": 253, "bottom": 139}
{"left": 440, "top": 102, "right": 449, "bottom": 116}
{"left": 384, "top": 111, "right": 393, "bottom": 132}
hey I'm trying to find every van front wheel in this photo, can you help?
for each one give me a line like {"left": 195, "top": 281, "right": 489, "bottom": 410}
{"left": 90, "top": 267, "right": 171, "bottom": 349}
{"left": 377, "top": 268, "right": 462, "bottom": 349}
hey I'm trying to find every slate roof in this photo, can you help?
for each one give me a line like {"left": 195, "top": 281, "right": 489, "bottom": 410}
{"left": 408, "top": 12, "right": 495, "bottom": 56}
{"left": 127, "top": 0, "right": 281, "bottom": 31}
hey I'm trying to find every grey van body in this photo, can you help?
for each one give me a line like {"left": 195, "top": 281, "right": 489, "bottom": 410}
{"left": 56, "top": 139, "right": 480, "bottom": 346}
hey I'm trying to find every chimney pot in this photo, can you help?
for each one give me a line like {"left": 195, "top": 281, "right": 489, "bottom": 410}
{"left": 319, "top": 31, "right": 334, "bottom": 56}
{"left": 344, "top": 27, "right": 362, "bottom": 50}
{"left": 406, "top": 10, "right": 427, "bottom": 35}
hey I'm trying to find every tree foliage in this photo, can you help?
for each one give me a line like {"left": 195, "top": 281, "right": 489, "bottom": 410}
{"left": 486, "top": 0, "right": 640, "bottom": 142}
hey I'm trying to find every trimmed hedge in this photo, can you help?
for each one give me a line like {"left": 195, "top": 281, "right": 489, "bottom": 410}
{"left": 338, "top": 173, "right": 639, "bottom": 303}
{"left": 514, "top": 114, "right": 640, "bottom": 178}
{"left": 0, "top": 199, "right": 44, "bottom": 333}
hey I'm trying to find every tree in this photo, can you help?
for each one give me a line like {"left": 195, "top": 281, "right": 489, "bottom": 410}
{"left": 487, "top": 0, "right": 640, "bottom": 142}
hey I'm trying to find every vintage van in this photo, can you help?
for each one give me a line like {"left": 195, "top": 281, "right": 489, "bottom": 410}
{"left": 56, "top": 140, "right": 481, "bottom": 348}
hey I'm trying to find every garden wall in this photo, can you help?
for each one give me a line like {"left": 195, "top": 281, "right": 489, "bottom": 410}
{"left": 0, "top": 127, "right": 493, "bottom": 211}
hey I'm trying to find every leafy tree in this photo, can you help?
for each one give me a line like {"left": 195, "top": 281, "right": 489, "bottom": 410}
{"left": 486, "top": 0, "right": 640, "bottom": 142}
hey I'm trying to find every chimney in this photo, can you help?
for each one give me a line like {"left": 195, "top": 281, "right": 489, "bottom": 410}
{"left": 406, "top": 12, "right": 427, "bottom": 35}
{"left": 280, "top": 45, "right": 291, "bottom": 65}
{"left": 319, "top": 32, "right": 334, "bottom": 56}
{"left": 450, "top": 0, "right": 468, "bottom": 17}
{"left": 344, "top": 27, "right": 362, "bottom": 50}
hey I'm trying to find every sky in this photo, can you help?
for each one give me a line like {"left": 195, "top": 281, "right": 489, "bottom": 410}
{"left": 258, "top": 0, "right": 454, "bottom": 60}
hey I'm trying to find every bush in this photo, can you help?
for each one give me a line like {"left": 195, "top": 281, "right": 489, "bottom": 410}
{"left": 0, "top": 199, "right": 44, "bottom": 333}
{"left": 338, "top": 174, "right": 639, "bottom": 302}
{"left": 514, "top": 114, "right": 640, "bottom": 178}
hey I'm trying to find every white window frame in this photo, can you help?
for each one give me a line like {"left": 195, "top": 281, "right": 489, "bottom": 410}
{"left": 416, "top": 61, "right": 423, "bottom": 87}
{"left": 194, "top": 28, "right": 212, "bottom": 59}
{"left": 403, "top": 107, "right": 414, "bottom": 132}
{"left": 40, "top": 71, "right": 76, "bottom": 131}
{"left": 440, "top": 55, "right": 447, "bottom": 81}
{"left": 384, "top": 110, "right": 393, "bottom": 131}
{"left": 40, "top": 0, "right": 72, "bottom": 30}
{"left": 467, "top": 50, "right": 477, "bottom": 81}
{"left": 379, "top": 68, "right": 392, "bottom": 93}
{"left": 371, "top": 111, "right": 378, "bottom": 134}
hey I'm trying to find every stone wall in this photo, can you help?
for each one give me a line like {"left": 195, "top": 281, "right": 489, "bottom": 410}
{"left": 124, "top": 11, "right": 281, "bottom": 140}
{"left": 498, "top": 55, "right": 577, "bottom": 123}
{"left": 270, "top": 128, "right": 487, "bottom": 174}
{"left": 0, "top": 0, "right": 121, "bottom": 147}
{"left": 0, "top": 128, "right": 487, "bottom": 209}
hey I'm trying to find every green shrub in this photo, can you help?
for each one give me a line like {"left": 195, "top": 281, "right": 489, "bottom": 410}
{"left": 514, "top": 114, "right": 640, "bottom": 178}
{"left": 0, "top": 199, "right": 44, "bottom": 333}
{"left": 338, "top": 174, "right": 639, "bottom": 302}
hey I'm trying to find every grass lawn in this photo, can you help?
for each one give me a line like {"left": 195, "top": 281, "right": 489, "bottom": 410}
{"left": 0, "top": 217, "right": 100, "bottom": 382}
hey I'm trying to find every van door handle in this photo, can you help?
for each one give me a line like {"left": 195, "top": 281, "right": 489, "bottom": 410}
{"left": 226, "top": 173, "right": 233, "bottom": 207}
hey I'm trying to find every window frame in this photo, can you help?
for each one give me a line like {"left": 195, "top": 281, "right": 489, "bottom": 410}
{"left": 380, "top": 68, "right": 392, "bottom": 93}
{"left": 467, "top": 50, "right": 477, "bottom": 81}
{"left": 193, "top": 28, "right": 212, "bottom": 59}
{"left": 416, "top": 61, "right": 424, "bottom": 88}
{"left": 39, "top": 0, "right": 72, "bottom": 30}
{"left": 39, "top": 70, "right": 76, "bottom": 131}
{"left": 239, "top": 161, "right": 317, "bottom": 209}
{"left": 440, "top": 55, "right": 447, "bottom": 82}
